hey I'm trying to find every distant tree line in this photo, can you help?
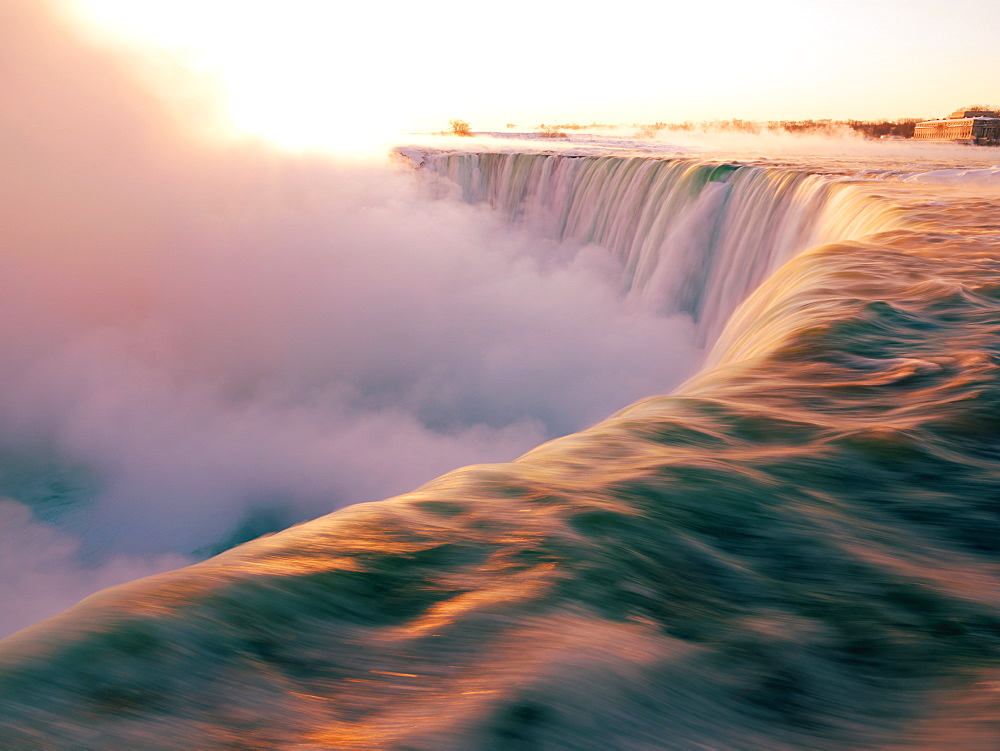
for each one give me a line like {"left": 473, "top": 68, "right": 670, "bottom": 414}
{"left": 633, "top": 118, "right": 925, "bottom": 138}
{"left": 844, "top": 119, "right": 922, "bottom": 138}
{"left": 526, "top": 118, "right": 929, "bottom": 139}
{"left": 449, "top": 108, "right": 1000, "bottom": 141}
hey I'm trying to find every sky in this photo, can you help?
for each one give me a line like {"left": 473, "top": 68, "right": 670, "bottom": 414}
{"left": 62, "top": 0, "right": 999, "bottom": 149}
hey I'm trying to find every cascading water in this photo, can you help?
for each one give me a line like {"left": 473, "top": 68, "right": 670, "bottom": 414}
{"left": 422, "top": 153, "right": 902, "bottom": 342}
{"left": 4, "top": 143, "right": 1000, "bottom": 750}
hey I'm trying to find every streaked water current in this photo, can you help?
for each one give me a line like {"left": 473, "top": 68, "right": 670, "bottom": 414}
{"left": 2, "top": 148, "right": 1000, "bottom": 749}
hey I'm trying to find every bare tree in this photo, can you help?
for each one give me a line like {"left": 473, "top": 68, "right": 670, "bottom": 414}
{"left": 449, "top": 119, "right": 472, "bottom": 136}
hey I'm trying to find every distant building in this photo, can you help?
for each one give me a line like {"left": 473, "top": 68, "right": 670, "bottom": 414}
{"left": 950, "top": 108, "right": 997, "bottom": 119}
{"left": 914, "top": 109, "right": 1000, "bottom": 144}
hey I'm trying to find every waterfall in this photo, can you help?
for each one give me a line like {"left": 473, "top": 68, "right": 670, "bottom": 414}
{"left": 421, "top": 153, "right": 902, "bottom": 342}
{"left": 7, "top": 145, "right": 1000, "bottom": 749}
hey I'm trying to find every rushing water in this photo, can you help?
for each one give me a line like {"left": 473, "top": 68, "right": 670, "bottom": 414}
{"left": 422, "top": 153, "right": 902, "bottom": 341}
{"left": 2, "top": 148, "right": 1000, "bottom": 749}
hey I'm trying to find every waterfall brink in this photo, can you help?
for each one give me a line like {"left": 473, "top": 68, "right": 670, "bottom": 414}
{"left": 424, "top": 153, "right": 902, "bottom": 342}
{"left": 6, "top": 143, "right": 1000, "bottom": 749}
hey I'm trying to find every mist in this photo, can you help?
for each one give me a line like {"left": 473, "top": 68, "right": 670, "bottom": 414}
{"left": 0, "top": 2, "right": 700, "bottom": 635}
{"left": 398, "top": 127, "right": 1000, "bottom": 181}
{"left": 630, "top": 127, "right": 1000, "bottom": 171}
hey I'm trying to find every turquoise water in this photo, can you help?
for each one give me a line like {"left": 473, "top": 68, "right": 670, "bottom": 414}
{"left": 2, "top": 152, "right": 1000, "bottom": 749}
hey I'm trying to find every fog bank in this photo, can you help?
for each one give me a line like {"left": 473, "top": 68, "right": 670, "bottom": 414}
{"left": 0, "top": 1, "right": 699, "bottom": 634}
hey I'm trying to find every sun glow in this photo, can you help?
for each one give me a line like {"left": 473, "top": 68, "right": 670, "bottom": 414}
{"left": 67, "top": 0, "right": 414, "bottom": 151}
{"left": 65, "top": 0, "right": 1000, "bottom": 150}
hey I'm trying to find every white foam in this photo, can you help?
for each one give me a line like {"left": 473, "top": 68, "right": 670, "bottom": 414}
{"left": 900, "top": 165, "right": 1000, "bottom": 186}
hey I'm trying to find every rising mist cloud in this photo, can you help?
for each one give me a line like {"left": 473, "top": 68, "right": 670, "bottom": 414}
{"left": 0, "top": 1, "right": 700, "bottom": 635}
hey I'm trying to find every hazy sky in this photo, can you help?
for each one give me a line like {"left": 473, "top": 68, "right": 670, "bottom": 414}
{"left": 59, "top": 0, "right": 1000, "bottom": 147}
